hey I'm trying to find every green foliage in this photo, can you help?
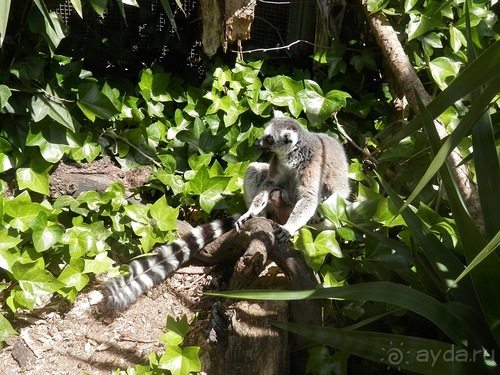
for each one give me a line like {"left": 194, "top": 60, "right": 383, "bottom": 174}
{"left": 0, "top": 2, "right": 354, "bottom": 353}
{"left": 0, "top": 0, "right": 499, "bottom": 374}
{"left": 210, "top": 2, "right": 500, "bottom": 373}
{"left": 116, "top": 315, "right": 201, "bottom": 375}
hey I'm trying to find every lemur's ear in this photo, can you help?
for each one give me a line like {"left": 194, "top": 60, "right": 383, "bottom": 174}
{"left": 273, "top": 109, "right": 285, "bottom": 118}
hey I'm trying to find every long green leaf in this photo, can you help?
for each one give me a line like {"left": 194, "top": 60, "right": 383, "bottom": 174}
{"left": 33, "top": 0, "right": 57, "bottom": 31}
{"left": 0, "top": 0, "right": 11, "bottom": 47}
{"left": 383, "top": 40, "right": 500, "bottom": 148}
{"left": 466, "top": 17, "right": 500, "bottom": 241}
{"left": 398, "top": 77, "right": 500, "bottom": 215}
{"left": 70, "top": 0, "right": 83, "bottom": 18}
{"left": 470, "top": 103, "right": 499, "bottom": 240}
{"left": 209, "top": 282, "right": 480, "bottom": 347}
{"left": 374, "top": 171, "right": 477, "bottom": 307}
{"left": 272, "top": 322, "right": 496, "bottom": 374}
{"left": 158, "top": 0, "right": 178, "bottom": 37}
{"left": 418, "top": 94, "right": 500, "bottom": 349}
{"left": 450, "top": 231, "right": 500, "bottom": 289}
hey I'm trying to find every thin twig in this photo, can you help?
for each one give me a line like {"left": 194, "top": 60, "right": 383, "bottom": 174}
{"left": 34, "top": 84, "right": 76, "bottom": 104}
{"left": 104, "top": 130, "right": 163, "bottom": 168}
{"left": 333, "top": 114, "right": 377, "bottom": 164}
{"left": 230, "top": 39, "right": 331, "bottom": 55}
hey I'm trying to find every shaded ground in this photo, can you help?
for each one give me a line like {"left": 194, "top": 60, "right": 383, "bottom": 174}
{"left": 0, "top": 265, "right": 231, "bottom": 374}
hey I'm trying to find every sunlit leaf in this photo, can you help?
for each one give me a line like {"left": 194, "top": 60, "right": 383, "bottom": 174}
{"left": 0, "top": 313, "right": 16, "bottom": 346}
{"left": 16, "top": 167, "right": 50, "bottom": 195}
{"left": 69, "top": 0, "right": 83, "bottom": 18}
{"left": 158, "top": 345, "right": 201, "bottom": 375}
{"left": 0, "top": 0, "right": 11, "bottom": 47}
{"left": 88, "top": 0, "right": 107, "bottom": 17}
{"left": 31, "top": 211, "right": 63, "bottom": 252}
{"left": 429, "top": 57, "right": 462, "bottom": 90}
{"left": 0, "top": 84, "right": 11, "bottom": 108}
{"left": 149, "top": 196, "right": 179, "bottom": 232}
{"left": 13, "top": 261, "right": 65, "bottom": 306}
{"left": 159, "top": 315, "right": 189, "bottom": 346}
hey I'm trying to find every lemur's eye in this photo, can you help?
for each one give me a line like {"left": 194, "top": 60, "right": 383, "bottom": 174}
{"left": 266, "top": 135, "right": 274, "bottom": 145}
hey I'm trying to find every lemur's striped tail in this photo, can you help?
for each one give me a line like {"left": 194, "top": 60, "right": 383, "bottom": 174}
{"left": 102, "top": 216, "right": 237, "bottom": 311}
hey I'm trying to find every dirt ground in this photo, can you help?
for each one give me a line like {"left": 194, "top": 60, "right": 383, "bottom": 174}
{"left": 0, "top": 265, "right": 230, "bottom": 375}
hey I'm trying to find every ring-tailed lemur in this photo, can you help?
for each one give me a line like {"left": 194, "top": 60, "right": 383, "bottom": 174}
{"left": 102, "top": 116, "right": 349, "bottom": 312}
{"left": 235, "top": 116, "right": 350, "bottom": 242}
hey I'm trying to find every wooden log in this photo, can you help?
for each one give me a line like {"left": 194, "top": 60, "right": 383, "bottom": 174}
{"left": 199, "top": 216, "right": 321, "bottom": 374}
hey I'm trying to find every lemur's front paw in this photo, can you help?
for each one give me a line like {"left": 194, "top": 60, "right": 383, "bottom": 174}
{"left": 273, "top": 223, "right": 292, "bottom": 243}
{"left": 235, "top": 213, "right": 251, "bottom": 232}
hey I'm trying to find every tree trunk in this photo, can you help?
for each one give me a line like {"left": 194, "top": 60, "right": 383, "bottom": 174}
{"left": 360, "top": 0, "right": 483, "bottom": 233}
{"left": 198, "top": 217, "right": 322, "bottom": 375}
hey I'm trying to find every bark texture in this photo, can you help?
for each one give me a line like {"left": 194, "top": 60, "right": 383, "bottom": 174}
{"left": 201, "top": 0, "right": 256, "bottom": 57}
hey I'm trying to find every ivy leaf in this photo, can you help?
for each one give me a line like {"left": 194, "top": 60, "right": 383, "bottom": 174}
{"left": 58, "top": 258, "right": 89, "bottom": 302}
{"left": 70, "top": 132, "right": 101, "bottom": 162}
{"left": 4, "top": 191, "right": 48, "bottom": 231}
{"left": 407, "top": 12, "right": 441, "bottom": 41}
{"left": 30, "top": 95, "right": 50, "bottom": 122}
{"left": 63, "top": 225, "right": 93, "bottom": 259}
{"left": 46, "top": 100, "right": 74, "bottom": 131}
{"left": 186, "top": 166, "right": 230, "bottom": 213}
{"left": 31, "top": 211, "right": 63, "bottom": 252}
{"left": 63, "top": 219, "right": 109, "bottom": 258}
{"left": 26, "top": 121, "right": 70, "bottom": 163}
{"left": 159, "top": 315, "right": 189, "bottom": 346}
{"left": 149, "top": 196, "right": 179, "bottom": 232}
{"left": 16, "top": 167, "right": 50, "bottom": 195}
{"left": 188, "top": 153, "right": 213, "bottom": 171}
{"left": 83, "top": 252, "right": 115, "bottom": 274}
{"left": 0, "top": 84, "right": 12, "bottom": 108}
{"left": 296, "top": 228, "right": 323, "bottom": 272}
{"left": 263, "top": 75, "right": 303, "bottom": 117}
{"left": 366, "top": 0, "right": 389, "bottom": 13}
{"left": 139, "top": 69, "right": 172, "bottom": 102}
{"left": 315, "top": 230, "right": 343, "bottom": 258}
{"left": 37, "top": 87, "right": 74, "bottom": 131}
{"left": 156, "top": 171, "right": 185, "bottom": 195}
{"left": 297, "top": 81, "right": 350, "bottom": 125}
{"left": 296, "top": 229, "right": 343, "bottom": 272}
{"left": 77, "top": 82, "right": 119, "bottom": 121}
{"left": 429, "top": 57, "right": 462, "bottom": 90}
{"left": 12, "top": 260, "right": 65, "bottom": 308}
{"left": 449, "top": 25, "right": 466, "bottom": 52}
{"left": 0, "top": 231, "right": 21, "bottom": 273}
{"left": 0, "top": 313, "right": 17, "bottom": 347}
{"left": 158, "top": 345, "right": 201, "bottom": 375}
{"left": 0, "top": 152, "right": 14, "bottom": 173}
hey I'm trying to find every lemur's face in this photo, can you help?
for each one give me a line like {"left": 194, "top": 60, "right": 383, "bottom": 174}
{"left": 254, "top": 119, "right": 299, "bottom": 154}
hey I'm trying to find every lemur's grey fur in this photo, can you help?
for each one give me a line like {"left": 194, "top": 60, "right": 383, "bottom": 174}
{"left": 102, "top": 217, "right": 236, "bottom": 311}
{"left": 236, "top": 116, "right": 350, "bottom": 242}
